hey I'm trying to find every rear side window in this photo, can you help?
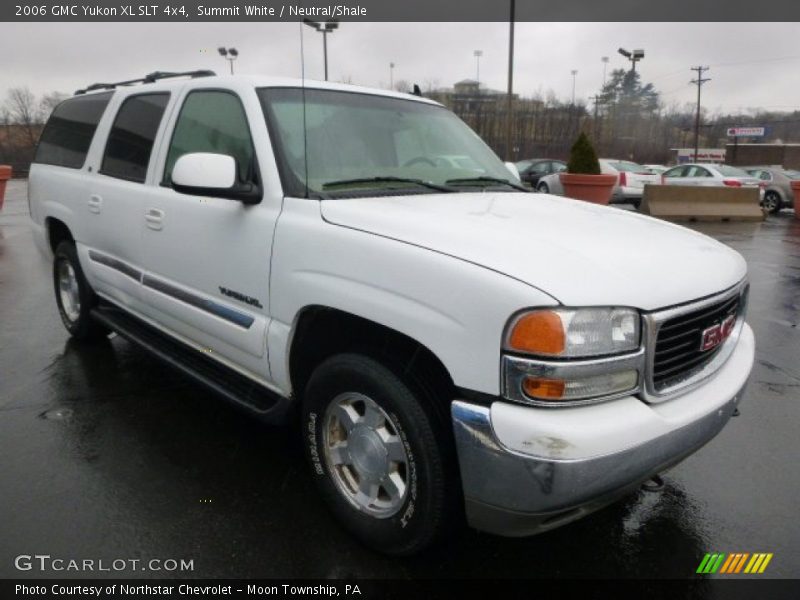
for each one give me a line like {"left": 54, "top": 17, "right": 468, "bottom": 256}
{"left": 163, "top": 90, "right": 255, "bottom": 184}
{"left": 34, "top": 92, "right": 113, "bottom": 169}
{"left": 101, "top": 93, "right": 170, "bottom": 183}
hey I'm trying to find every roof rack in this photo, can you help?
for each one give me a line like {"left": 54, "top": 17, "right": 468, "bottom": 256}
{"left": 75, "top": 70, "right": 216, "bottom": 95}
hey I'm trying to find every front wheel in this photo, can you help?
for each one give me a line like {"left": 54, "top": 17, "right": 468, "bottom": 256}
{"left": 302, "top": 353, "right": 455, "bottom": 555}
{"left": 53, "top": 241, "right": 109, "bottom": 341}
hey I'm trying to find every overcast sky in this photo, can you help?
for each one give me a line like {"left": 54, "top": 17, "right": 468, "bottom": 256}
{"left": 2, "top": 22, "right": 799, "bottom": 114}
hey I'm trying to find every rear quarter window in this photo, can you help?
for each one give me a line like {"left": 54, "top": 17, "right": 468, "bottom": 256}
{"left": 101, "top": 93, "right": 170, "bottom": 183}
{"left": 34, "top": 92, "right": 113, "bottom": 169}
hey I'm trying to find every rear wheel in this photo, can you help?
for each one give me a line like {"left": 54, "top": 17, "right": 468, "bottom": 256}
{"left": 302, "top": 353, "right": 455, "bottom": 555}
{"left": 762, "top": 191, "right": 781, "bottom": 214}
{"left": 537, "top": 182, "right": 550, "bottom": 194}
{"left": 53, "top": 241, "right": 109, "bottom": 341}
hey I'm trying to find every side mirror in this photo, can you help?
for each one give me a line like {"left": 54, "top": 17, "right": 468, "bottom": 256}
{"left": 504, "top": 161, "right": 521, "bottom": 181}
{"left": 171, "top": 152, "right": 261, "bottom": 204}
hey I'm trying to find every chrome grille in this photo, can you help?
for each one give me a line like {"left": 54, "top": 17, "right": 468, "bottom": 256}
{"left": 653, "top": 294, "right": 739, "bottom": 389}
{"left": 642, "top": 282, "right": 749, "bottom": 402}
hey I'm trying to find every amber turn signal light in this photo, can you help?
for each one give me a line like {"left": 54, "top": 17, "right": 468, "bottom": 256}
{"left": 522, "top": 377, "right": 566, "bottom": 400}
{"left": 507, "top": 311, "right": 565, "bottom": 355}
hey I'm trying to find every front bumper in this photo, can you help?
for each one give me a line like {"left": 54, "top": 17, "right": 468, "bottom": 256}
{"left": 452, "top": 323, "right": 754, "bottom": 537}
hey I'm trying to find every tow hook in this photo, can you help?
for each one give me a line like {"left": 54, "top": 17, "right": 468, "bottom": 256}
{"left": 641, "top": 474, "right": 665, "bottom": 492}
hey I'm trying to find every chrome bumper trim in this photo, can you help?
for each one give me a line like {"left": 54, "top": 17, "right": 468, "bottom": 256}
{"left": 451, "top": 381, "right": 748, "bottom": 537}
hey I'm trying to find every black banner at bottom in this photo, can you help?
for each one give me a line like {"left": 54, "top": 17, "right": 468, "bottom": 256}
{"left": 4, "top": 579, "right": 800, "bottom": 600}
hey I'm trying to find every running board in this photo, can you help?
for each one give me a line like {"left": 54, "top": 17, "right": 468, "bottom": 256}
{"left": 91, "top": 305, "right": 291, "bottom": 424}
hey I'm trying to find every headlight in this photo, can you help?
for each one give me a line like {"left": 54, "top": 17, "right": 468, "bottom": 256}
{"left": 505, "top": 307, "right": 640, "bottom": 358}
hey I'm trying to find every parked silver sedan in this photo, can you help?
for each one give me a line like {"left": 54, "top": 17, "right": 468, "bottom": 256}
{"left": 535, "top": 159, "right": 659, "bottom": 208}
{"left": 661, "top": 163, "right": 765, "bottom": 201}
{"left": 743, "top": 166, "right": 798, "bottom": 214}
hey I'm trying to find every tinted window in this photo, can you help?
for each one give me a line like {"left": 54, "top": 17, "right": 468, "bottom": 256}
{"left": 664, "top": 166, "right": 686, "bottom": 178}
{"left": 101, "top": 94, "right": 169, "bottom": 182}
{"left": 34, "top": 92, "right": 113, "bottom": 169}
{"left": 163, "top": 91, "right": 254, "bottom": 183}
{"left": 686, "top": 166, "right": 711, "bottom": 177}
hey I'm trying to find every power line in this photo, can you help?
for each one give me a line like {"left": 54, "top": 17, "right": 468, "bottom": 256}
{"left": 690, "top": 66, "right": 711, "bottom": 161}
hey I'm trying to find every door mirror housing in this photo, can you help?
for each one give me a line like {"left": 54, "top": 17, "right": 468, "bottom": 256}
{"left": 171, "top": 152, "right": 261, "bottom": 204}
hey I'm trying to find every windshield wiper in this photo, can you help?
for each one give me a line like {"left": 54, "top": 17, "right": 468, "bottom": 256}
{"left": 322, "top": 176, "right": 455, "bottom": 193}
{"left": 445, "top": 176, "right": 528, "bottom": 191}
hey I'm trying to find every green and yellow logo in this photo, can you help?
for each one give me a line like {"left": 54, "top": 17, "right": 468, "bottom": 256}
{"left": 697, "top": 552, "right": 773, "bottom": 575}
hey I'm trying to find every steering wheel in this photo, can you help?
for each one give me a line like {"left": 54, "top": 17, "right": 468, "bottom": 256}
{"left": 402, "top": 156, "right": 437, "bottom": 168}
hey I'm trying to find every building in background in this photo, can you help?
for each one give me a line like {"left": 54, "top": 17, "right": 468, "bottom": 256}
{"left": 725, "top": 143, "right": 800, "bottom": 169}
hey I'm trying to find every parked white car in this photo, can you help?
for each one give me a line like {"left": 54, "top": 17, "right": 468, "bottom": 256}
{"left": 29, "top": 72, "right": 754, "bottom": 555}
{"left": 536, "top": 159, "right": 661, "bottom": 207}
{"left": 662, "top": 163, "right": 765, "bottom": 200}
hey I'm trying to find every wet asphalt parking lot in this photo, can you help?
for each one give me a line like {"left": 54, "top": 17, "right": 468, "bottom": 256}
{"left": 1, "top": 179, "right": 798, "bottom": 581}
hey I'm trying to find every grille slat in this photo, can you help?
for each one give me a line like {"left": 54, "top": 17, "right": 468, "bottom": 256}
{"left": 652, "top": 293, "right": 741, "bottom": 389}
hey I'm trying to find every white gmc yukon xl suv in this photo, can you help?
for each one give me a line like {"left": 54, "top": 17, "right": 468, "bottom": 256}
{"left": 29, "top": 71, "right": 754, "bottom": 555}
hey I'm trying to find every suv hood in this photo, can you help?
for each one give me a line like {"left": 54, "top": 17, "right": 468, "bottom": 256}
{"left": 320, "top": 193, "right": 747, "bottom": 310}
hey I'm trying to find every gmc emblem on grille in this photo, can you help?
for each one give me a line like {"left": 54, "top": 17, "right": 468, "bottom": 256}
{"left": 700, "top": 315, "right": 736, "bottom": 351}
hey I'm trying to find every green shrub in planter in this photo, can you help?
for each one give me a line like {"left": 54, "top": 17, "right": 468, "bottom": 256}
{"left": 567, "top": 132, "right": 601, "bottom": 175}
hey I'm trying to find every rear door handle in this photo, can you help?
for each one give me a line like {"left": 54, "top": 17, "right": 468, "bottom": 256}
{"left": 88, "top": 194, "right": 102, "bottom": 214}
{"left": 145, "top": 208, "right": 165, "bottom": 231}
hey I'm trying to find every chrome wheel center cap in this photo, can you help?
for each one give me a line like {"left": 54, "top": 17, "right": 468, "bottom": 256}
{"left": 348, "top": 426, "right": 388, "bottom": 480}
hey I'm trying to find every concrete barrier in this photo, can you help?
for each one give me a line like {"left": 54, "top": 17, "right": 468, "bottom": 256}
{"left": 640, "top": 185, "right": 765, "bottom": 222}
{"left": 0, "top": 165, "right": 11, "bottom": 211}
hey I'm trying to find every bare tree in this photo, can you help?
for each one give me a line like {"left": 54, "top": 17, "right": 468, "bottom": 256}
{"left": 6, "top": 87, "right": 39, "bottom": 147}
{"left": 39, "top": 91, "right": 68, "bottom": 121}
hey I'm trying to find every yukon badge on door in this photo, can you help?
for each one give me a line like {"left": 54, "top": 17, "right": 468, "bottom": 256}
{"left": 219, "top": 286, "right": 264, "bottom": 309}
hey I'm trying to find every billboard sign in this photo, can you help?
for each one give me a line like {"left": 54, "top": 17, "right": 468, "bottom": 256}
{"left": 674, "top": 148, "right": 726, "bottom": 163}
{"left": 727, "top": 127, "right": 766, "bottom": 137}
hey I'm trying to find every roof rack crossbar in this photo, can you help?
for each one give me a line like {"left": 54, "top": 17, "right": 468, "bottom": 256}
{"left": 75, "top": 69, "right": 216, "bottom": 95}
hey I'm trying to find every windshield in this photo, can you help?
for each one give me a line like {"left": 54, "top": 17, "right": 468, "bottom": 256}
{"left": 715, "top": 164, "right": 751, "bottom": 177}
{"left": 258, "top": 88, "right": 516, "bottom": 197}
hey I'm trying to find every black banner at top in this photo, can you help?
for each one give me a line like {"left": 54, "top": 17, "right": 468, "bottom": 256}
{"left": 3, "top": 0, "right": 800, "bottom": 22}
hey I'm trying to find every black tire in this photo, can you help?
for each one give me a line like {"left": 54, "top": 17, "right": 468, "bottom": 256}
{"left": 537, "top": 182, "right": 550, "bottom": 194}
{"left": 763, "top": 191, "right": 781, "bottom": 214}
{"left": 53, "top": 241, "right": 109, "bottom": 341}
{"left": 302, "top": 353, "right": 455, "bottom": 555}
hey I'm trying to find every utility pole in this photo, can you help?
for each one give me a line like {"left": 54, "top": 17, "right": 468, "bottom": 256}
{"left": 690, "top": 66, "right": 711, "bottom": 163}
{"left": 505, "top": 0, "right": 515, "bottom": 161}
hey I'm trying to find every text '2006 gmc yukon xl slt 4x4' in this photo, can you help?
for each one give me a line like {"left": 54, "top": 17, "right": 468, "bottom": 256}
{"left": 29, "top": 70, "right": 754, "bottom": 555}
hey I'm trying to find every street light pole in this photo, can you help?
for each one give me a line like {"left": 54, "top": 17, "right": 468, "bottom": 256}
{"left": 217, "top": 47, "right": 238, "bottom": 75}
{"left": 601, "top": 56, "right": 609, "bottom": 87}
{"left": 389, "top": 62, "right": 395, "bottom": 89}
{"left": 303, "top": 19, "right": 339, "bottom": 81}
{"left": 571, "top": 69, "right": 578, "bottom": 105}
{"left": 505, "top": 0, "right": 515, "bottom": 161}
{"left": 618, "top": 48, "right": 644, "bottom": 73}
{"left": 474, "top": 50, "right": 483, "bottom": 85}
